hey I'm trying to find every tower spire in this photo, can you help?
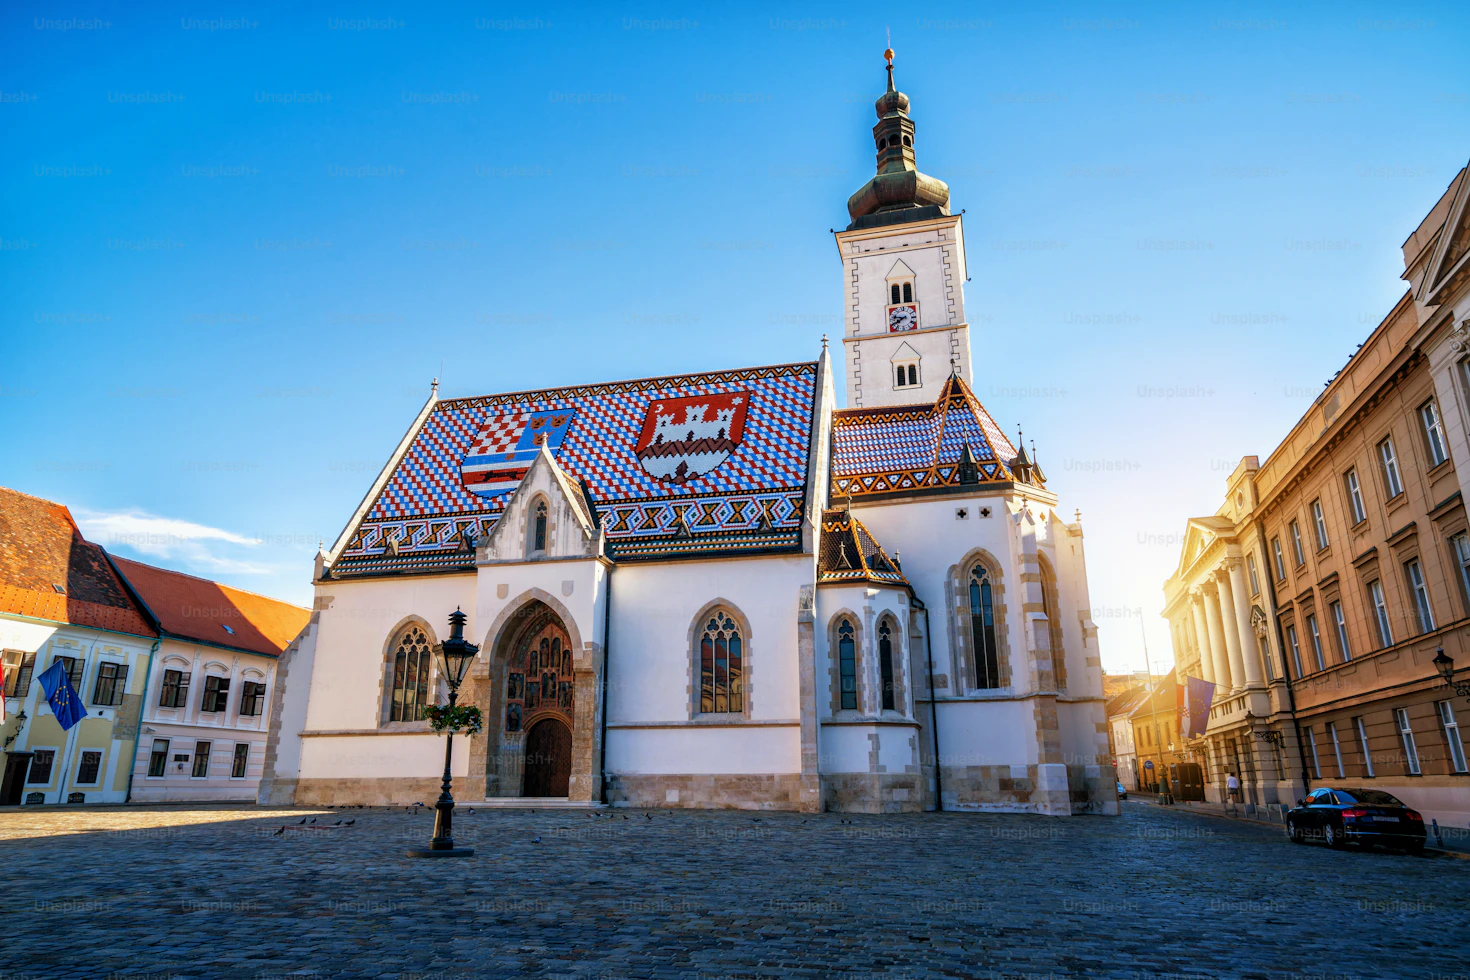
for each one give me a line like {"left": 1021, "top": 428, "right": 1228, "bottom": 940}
{"left": 845, "top": 48, "right": 950, "bottom": 229}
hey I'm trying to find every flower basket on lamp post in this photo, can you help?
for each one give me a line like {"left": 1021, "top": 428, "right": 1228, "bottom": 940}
{"left": 406, "top": 608, "right": 481, "bottom": 859}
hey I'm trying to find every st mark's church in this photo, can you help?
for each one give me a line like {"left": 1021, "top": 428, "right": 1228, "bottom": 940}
{"left": 261, "top": 55, "right": 1114, "bottom": 816}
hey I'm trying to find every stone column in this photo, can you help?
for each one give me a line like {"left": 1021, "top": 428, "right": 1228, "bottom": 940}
{"left": 1226, "top": 558, "right": 1265, "bottom": 687}
{"left": 1189, "top": 591, "right": 1215, "bottom": 687}
{"left": 1202, "top": 583, "right": 1232, "bottom": 694}
{"left": 1215, "top": 569, "right": 1247, "bottom": 694}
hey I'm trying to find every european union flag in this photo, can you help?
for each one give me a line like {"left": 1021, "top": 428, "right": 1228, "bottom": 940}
{"left": 37, "top": 660, "right": 87, "bottom": 731}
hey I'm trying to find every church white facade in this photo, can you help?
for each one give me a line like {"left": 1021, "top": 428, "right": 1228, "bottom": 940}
{"left": 260, "top": 56, "right": 1114, "bottom": 816}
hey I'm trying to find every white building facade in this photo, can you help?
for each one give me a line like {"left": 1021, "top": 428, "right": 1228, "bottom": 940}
{"left": 262, "top": 58, "right": 1113, "bottom": 816}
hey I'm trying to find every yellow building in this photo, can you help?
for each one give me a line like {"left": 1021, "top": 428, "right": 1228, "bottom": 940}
{"left": 1, "top": 487, "right": 158, "bottom": 805}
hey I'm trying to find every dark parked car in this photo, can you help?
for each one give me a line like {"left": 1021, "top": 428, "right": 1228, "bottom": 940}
{"left": 1286, "top": 787, "right": 1426, "bottom": 853}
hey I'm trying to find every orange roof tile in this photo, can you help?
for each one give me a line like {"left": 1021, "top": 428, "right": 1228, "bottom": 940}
{"left": 0, "top": 487, "right": 155, "bottom": 638}
{"left": 111, "top": 556, "right": 309, "bottom": 658}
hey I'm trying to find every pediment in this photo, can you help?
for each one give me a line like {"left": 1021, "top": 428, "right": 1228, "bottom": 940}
{"left": 885, "top": 258, "right": 916, "bottom": 280}
{"left": 478, "top": 447, "right": 601, "bottom": 562}
{"left": 1177, "top": 517, "right": 1234, "bottom": 576}
{"left": 890, "top": 341, "right": 920, "bottom": 362}
{"left": 1420, "top": 159, "right": 1470, "bottom": 306}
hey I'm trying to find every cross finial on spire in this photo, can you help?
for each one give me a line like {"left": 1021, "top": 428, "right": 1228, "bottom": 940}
{"left": 431, "top": 377, "right": 439, "bottom": 394}
{"left": 821, "top": 333, "right": 828, "bottom": 350}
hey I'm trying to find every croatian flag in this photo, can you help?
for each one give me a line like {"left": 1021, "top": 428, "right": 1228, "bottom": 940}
{"left": 1179, "top": 675, "right": 1214, "bottom": 739}
{"left": 460, "top": 408, "right": 576, "bottom": 499}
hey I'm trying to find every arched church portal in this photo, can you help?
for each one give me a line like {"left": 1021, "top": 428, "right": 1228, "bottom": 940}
{"left": 491, "top": 603, "right": 576, "bottom": 798}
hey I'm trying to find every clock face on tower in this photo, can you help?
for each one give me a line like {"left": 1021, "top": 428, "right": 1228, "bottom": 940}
{"left": 887, "top": 303, "right": 919, "bottom": 332}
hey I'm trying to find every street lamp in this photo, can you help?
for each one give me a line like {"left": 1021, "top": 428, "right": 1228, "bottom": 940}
{"left": 406, "top": 608, "right": 479, "bottom": 859}
{"left": 1433, "top": 646, "right": 1470, "bottom": 701}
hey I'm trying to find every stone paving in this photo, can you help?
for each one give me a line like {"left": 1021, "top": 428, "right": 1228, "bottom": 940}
{"left": 0, "top": 799, "right": 1464, "bottom": 980}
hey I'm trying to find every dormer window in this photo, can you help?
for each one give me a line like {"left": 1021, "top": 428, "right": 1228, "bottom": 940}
{"left": 891, "top": 342, "right": 921, "bottom": 390}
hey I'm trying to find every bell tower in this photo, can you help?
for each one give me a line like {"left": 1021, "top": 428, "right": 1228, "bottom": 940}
{"left": 835, "top": 48, "right": 972, "bottom": 409}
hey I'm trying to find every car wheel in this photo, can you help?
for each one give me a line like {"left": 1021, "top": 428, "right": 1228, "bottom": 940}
{"left": 1288, "top": 819, "right": 1304, "bottom": 844}
{"left": 1324, "top": 824, "right": 1344, "bottom": 849}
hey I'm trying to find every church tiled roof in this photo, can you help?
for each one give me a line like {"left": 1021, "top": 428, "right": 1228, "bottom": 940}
{"left": 816, "top": 508, "right": 908, "bottom": 587}
{"left": 329, "top": 361, "right": 820, "bottom": 576}
{"left": 830, "top": 373, "right": 1022, "bottom": 501}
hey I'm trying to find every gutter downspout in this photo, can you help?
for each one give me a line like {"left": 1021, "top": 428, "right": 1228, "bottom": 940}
{"left": 125, "top": 638, "right": 161, "bottom": 803}
{"left": 599, "top": 563, "right": 613, "bottom": 805}
{"left": 1257, "top": 517, "right": 1311, "bottom": 796}
{"left": 915, "top": 595, "right": 942, "bottom": 812}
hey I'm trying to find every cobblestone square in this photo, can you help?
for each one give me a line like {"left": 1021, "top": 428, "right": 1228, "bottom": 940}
{"left": 1, "top": 801, "right": 1464, "bottom": 979}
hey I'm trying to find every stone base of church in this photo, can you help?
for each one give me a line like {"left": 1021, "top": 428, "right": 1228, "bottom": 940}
{"left": 604, "top": 772, "right": 808, "bottom": 810}
{"left": 1067, "top": 762, "right": 1121, "bottom": 816}
{"left": 938, "top": 763, "right": 1109, "bottom": 816}
{"left": 293, "top": 776, "right": 489, "bottom": 807}
{"left": 821, "top": 772, "right": 924, "bottom": 813}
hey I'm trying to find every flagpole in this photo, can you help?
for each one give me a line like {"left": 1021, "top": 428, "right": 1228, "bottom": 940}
{"left": 1139, "top": 616, "right": 1171, "bottom": 805}
{"left": 53, "top": 716, "right": 79, "bottom": 805}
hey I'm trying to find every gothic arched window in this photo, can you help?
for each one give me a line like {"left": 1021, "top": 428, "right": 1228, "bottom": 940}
{"left": 902, "top": 282, "right": 913, "bottom": 303}
{"left": 837, "top": 618, "right": 858, "bottom": 710}
{"left": 1040, "top": 555, "right": 1067, "bottom": 691}
{"left": 698, "top": 610, "right": 743, "bottom": 713}
{"left": 389, "top": 625, "right": 432, "bottom": 721}
{"left": 533, "top": 500, "right": 548, "bottom": 553}
{"left": 969, "top": 566, "right": 1001, "bottom": 689}
{"left": 878, "top": 620, "right": 896, "bottom": 711}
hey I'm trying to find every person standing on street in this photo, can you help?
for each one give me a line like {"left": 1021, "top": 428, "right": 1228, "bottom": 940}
{"left": 1226, "top": 772, "right": 1241, "bottom": 815}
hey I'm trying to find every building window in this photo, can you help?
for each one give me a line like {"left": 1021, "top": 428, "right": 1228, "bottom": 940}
{"left": 1354, "top": 717, "right": 1375, "bottom": 777}
{"left": 969, "top": 565, "right": 1001, "bottom": 689}
{"left": 28, "top": 750, "right": 55, "bottom": 784}
{"left": 1331, "top": 601, "right": 1350, "bottom": 662}
{"left": 1453, "top": 532, "right": 1470, "bottom": 611}
{"left": 1344, "top": 469, "right": 1367, "bottom": 525}
{"left": 1326, "top": 722, "right": 1345, "bottom": 779}
{"left": 1421, "top": 400, "right": 1448, "bottom": 467}
{"left": 836, "top": 618, "right": 858, "bottom": 710}
{"left": 232, "top": 743, "right": 250, "bottom": 778}
{"left": 201, "top": 675, "right": 231, "bottom": 713}
{"left": 148, "top": 739, "right": 170, "bottom": 777}
{"left": 1379, "top": 437, "right": 1404, "bottom": 498}
{"left": 2, "top": 650, "right": 35, "bottom": 696}
{"left": 1285, "top": 624, "right": 1303, "bottom": 678}
{"left": 533, "top": 499, "right": 548, "bottom": 553}
{"left": 53, "top": 655, "right": 84, "bottom": 691}
{"left": 878, "top": 620, "right": 896, "bottom": 711}
{"left": 1405, "top": 560, "right": 1435, "bottom": 634}
{"left": 1289, "top": 521, "right": 1306, "bottom": 566}
{"left": 389, "top": 625, "right": 432, "bottom": 722}
{"left": 698, "top": 610, "right": 743, "bottom": 714}
{"left": 91, "top": 662, "right": 128, "bottom": 706}
{"left": 1311, "top": 500, "right": 1329, "bottom": 550}
{"left": 1306, "top": 615, "right": 1325, "bottom": 672}
{"left": 893, "top": 362, "right": 920, "bottom": 389}
{"left": 1305, "top": 726, "right": 1321, "bottom": 779}
{"left": 1395, "top": 708, "right": 1420, "bottom": 775}
{"left": 1246, "top": 555, "right": 1260, "bottom": 595}
{"left": 192, "top": 741, "right": 212, "bottom": 778}
{"left": 902, "top": 282, "right": 913, "bottom": 303}
{"left": 76, "top": 750, "right": 102, "bottom": 784}
{"left": 159, "top": 668, "right": 190, "bottom": 708}
{"left": 1259, "top": 634, "right": 1275, "bottom": 681}
{"left": 238, "top": 681, "right": 266, "bottom": 717}
{"left": 1271, "top": 537, "right": 1286, "bottom": 580}
{"left": 1437, "top": 701, "right": 1468, "bottom": 774}
{"left": 891, "top": 283, "right": 901, "bottom": 303}
{"left": 1368, "top": 579, "right": 1393, "bottom": 647}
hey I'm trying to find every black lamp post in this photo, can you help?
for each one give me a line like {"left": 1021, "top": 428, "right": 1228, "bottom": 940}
{"left": 1433, "top": 646, "right": 1470, "bottom": 702}
{"left": 406, "top": 608, "right": 479, "bottom": 859}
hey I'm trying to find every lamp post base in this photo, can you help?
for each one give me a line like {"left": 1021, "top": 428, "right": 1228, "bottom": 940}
{"left": 405, "top": 846, "right": 475, "bottom": 858}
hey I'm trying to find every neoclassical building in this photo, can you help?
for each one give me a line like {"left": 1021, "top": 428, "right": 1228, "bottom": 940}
{"left": 1163, "top": 159, "right": 1470, "bottom": 834}
{"left": 261, "top": 54, "right": 1112, "bottom": 815}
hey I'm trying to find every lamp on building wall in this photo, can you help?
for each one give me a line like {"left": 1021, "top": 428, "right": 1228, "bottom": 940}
{"left": 407, "top": 607, "right": 479, "bottom": 859}
{"left": 2, "top": 710, "right": 26, "bottom": 748}
{"left": 1432, "top": 646, "right": 1470, "bottom": 701}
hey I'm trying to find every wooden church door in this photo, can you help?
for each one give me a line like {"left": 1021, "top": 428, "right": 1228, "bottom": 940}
{"left": 505, "top": 619, "right": 575, "bottom": 797}
{"left": 523, "top": 718, "right": 572, "bottom": 797}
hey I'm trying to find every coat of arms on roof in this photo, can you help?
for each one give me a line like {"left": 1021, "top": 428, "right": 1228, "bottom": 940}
{"left": 460, "top": 408, "right": 576, "bottom": 499}
{"left": 634, "top": 391, "right": 749, "bottom": 486}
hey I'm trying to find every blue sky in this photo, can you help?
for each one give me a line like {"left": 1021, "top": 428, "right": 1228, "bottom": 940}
{"left": 2, "top": 2, "right": 1467, "bottom": 673}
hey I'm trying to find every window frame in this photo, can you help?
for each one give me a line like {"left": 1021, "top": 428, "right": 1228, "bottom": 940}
{"left": 877, "top": 619, "right": 896, "bottom": 712}
{"left": 1404, "top": 559, "right": 1435, "bottom": 634}
{"left": 1437, "top": 700, "right": 1468, "bottom": 774}
{"left": 969, "top": 564, "right": 1002, "bottom": 690}
{"left": 697, "top": 608, "right": 745, "bottom": 715}
{"left": 201, "top": 674, "right": 231, "bottom": 713}
{"left": 1379, "top": 437, "right": 1404, "bottom": 499}
{"left": 1420, "top": 399, "right": 1449, "bottom": 468}
{"left": 1395, "top": 707, "right": 1420, "bottom": 775}
{"left": 91, "top": 661, "right": 127, "bottom": 706}
{"left": 1368, "top": 579, "right": 1393, "bottom": 647}
{"left": 27, "top": 749, "right": 56, "bottom": 785}
{"left": 147, "top": 739, "right": 170, "bottom": 777}
{"left": 192, "top": 741, "right": 212, "bottom": 778}
{"left": 75, "top": 749, "right": 102, "bottom": 785}
{"left": 232, "top": 742, "right": 250, "bottom": 778}
{"left": 1354, "top": 717, "right": 1375, "bottom": 777}
{"left": 1246, "top": 555, "right": 1260, "bottom": 595}
{"left": 1331, "top": 600, "right": 1351, "bottom": 662}
{"left": 1289, "top": 520, "right": 1306, "bottom": 567}
{"left": 238, "top": 680, "right": 267, "bottom": 717}
{"left": 1285, "top": 623, "right": 1303, "bottom": 678}
{"left": 53, "top": 654, "right": 84, "bottom": 691}
{"left": 386, "top": 624, "right": 434, "bottom": 724}
{"left": 1326, "top": 721, "right": 1345, "bottom": 779}
{"left": 1305, "top": 614, "right": 1325, "bottom": 672}
{"left": 1271, "top": 537, "right": 1286, "bottom": 580}
{"left": 2, "top": 650, "right": 36, "bottom": 697}
{"left": 835, "top": 617, "right": 858, "bottom": 711}
{"left": 1310, "top": 499, "right": 1329, "bottom": 551}
{"left": 1344, "top": 468, "right": 1367, "bottom": 525}
{"left": 1305, "top": 726, "right": 1322, "bottom": 779}
{"left": 158, "top": 667, "right": 190, "bottom": 709}
{"left": 1452, "top": 532, "right": 1470, "bottom": 613}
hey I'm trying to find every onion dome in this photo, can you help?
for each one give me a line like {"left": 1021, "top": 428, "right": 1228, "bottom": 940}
{"left": 846, "top": 48, "right": 951, "bottom": 230}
